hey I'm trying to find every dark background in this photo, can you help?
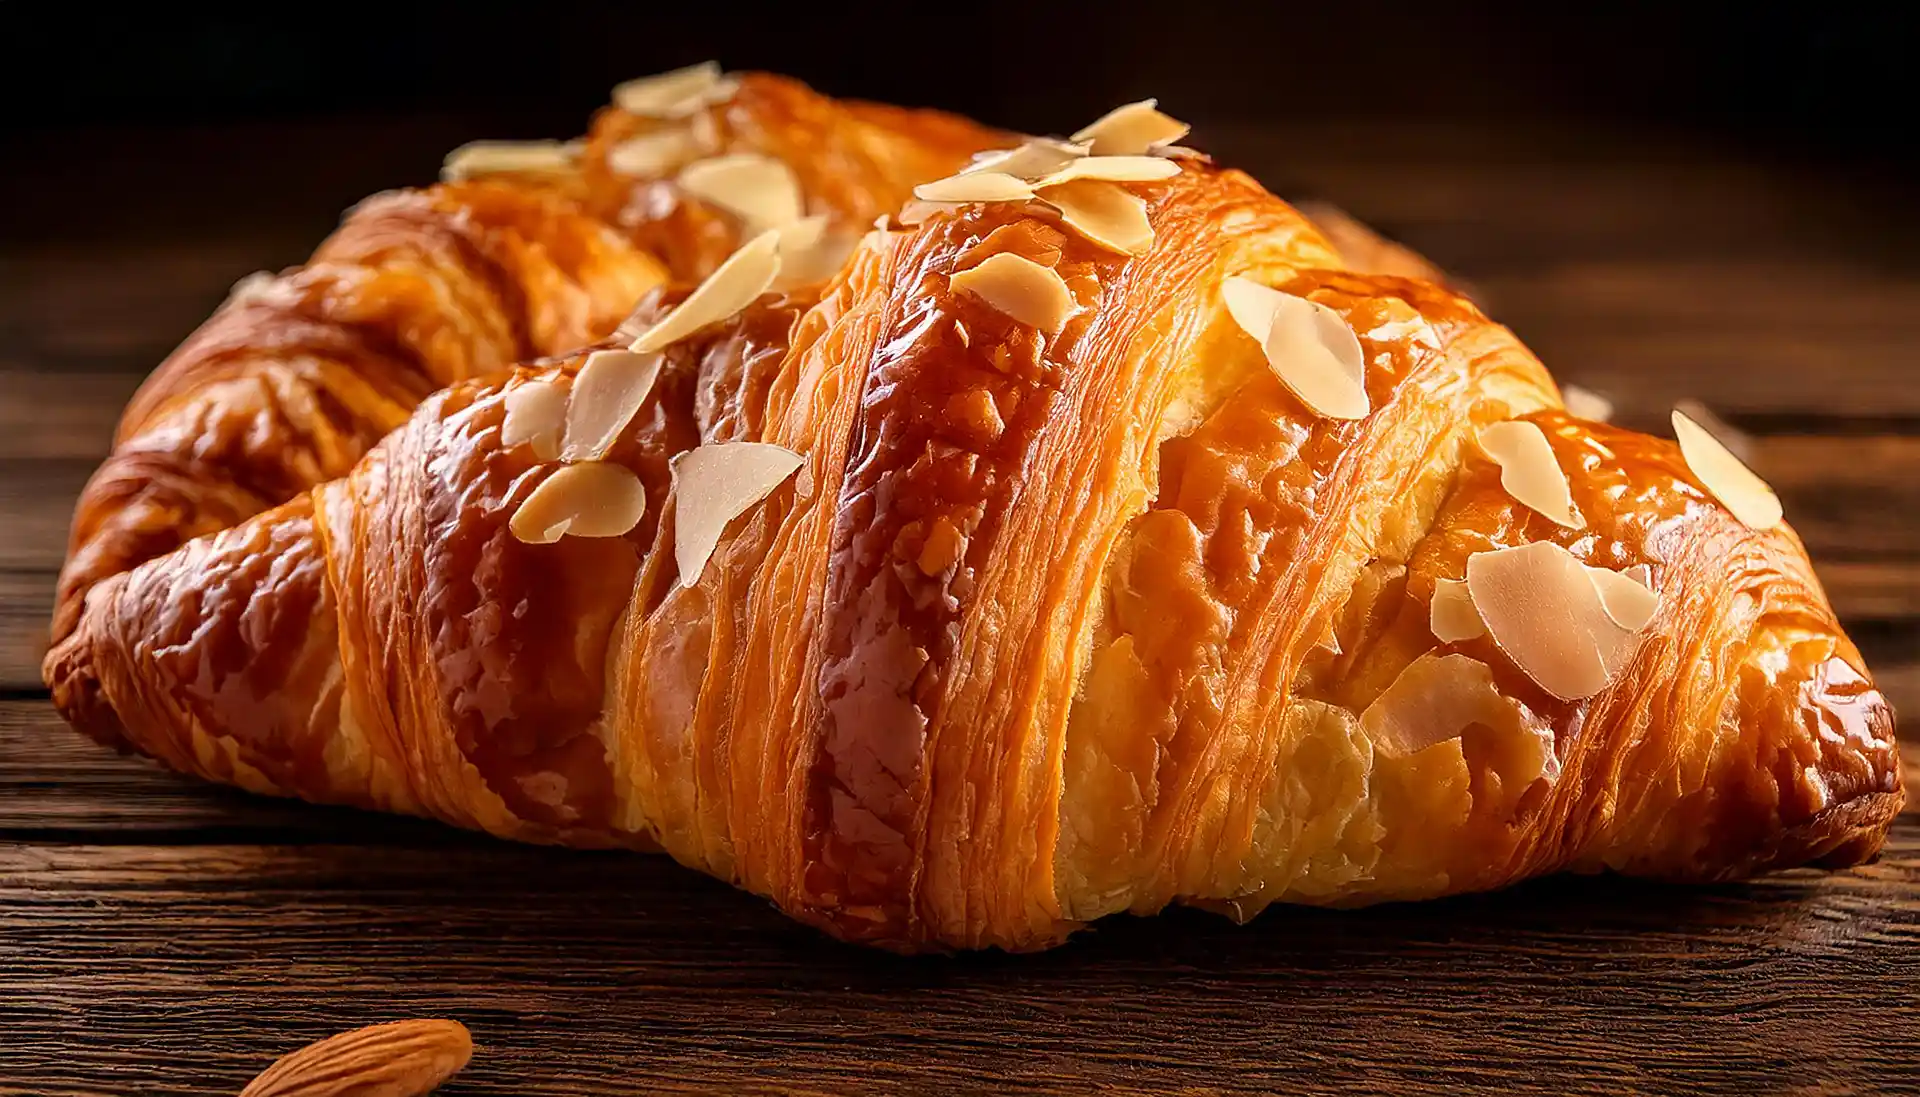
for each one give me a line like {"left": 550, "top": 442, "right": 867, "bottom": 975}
{"left": 1, "top": 3, "right": 1912, "bottom": 158}
{"left": 4, "top": 2, "right": 1911, "bottom": 252}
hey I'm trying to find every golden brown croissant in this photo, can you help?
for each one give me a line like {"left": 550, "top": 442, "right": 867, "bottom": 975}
{"left": 50, "top": 66, "right": 1006, "bottom": 652}
{"left": 46, "top": 84, "right": 1902, "bottom": 953}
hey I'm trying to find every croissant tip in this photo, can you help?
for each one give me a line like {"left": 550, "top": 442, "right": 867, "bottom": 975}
{"left": 43, "top": 617, "right": 132, "bottom": 755}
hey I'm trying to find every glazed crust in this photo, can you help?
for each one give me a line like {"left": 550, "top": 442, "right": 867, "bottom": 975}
{"left": 45, "top": 92, "right": 1901, "bottom": 953}
{"left": 49, "top": 73, "right": 1006, "bottom": 666}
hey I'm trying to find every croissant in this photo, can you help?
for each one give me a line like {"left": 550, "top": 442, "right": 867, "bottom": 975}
{"left": 46, "top": 80, "right": 1903, "bottom": 953}
{"left": 49, "top": 65, "right": 1005, "bottom": 650}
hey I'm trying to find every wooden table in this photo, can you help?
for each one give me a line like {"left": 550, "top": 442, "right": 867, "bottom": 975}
{"left": 1, "top": 116, "right": 1916, "bottom": 1095}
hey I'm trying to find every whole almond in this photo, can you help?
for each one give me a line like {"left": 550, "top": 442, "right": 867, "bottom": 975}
{"left": 238, "top": 1018, "right": 472, "bottom": 1097}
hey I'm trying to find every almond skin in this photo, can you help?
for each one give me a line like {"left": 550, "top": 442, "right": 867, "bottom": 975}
{"left": 238, "top": 1018, "right": 472, "bottom": 1097}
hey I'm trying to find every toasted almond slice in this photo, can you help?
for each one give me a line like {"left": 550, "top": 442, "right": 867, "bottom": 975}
{"left": 1429, "top": 577, "right": 1487, "bottom": 642}
{"left": 510, "top": 462, "right": 648, "bottom": 544}
{"left": 1479, "top": 420, "right": 1581, "bottom": 528}
{"left": 1562, "top": 383, "right": 1614, "bottom": 423}
{"left": 771, "top": 216, "right": 853, "bottom": 290}
{"left": 441, "top": 140, "right": 577, "bottom": 182}
{"left": 677, "top": 154, "right": 804, "bottom": 233}
{"left": 1465, "top": 541, "right": 1642, "bottom": 701}
{"left": 561, "top": 349, "right": 664, "bottom": 462}
{"left": 1672, "top": 409, "right": 1781, "bottom": 529}
{"left": 1039, "top": 180, "right": 1153, "bottom": 256}
{"left": 913, "top": 171, "right": 1036, "bottom": 204}
{"left": 964, "top": 138, "right": 1091, "bottom": 180}
{"left": 1221, "top": 276, "right": 1368, "bottom": 420}
{"left": 950, "top": 252, "right": 1076, "bottom": 332}
{"left": 1153, "top": 144, "right": 1210, "bottom": 162}
{"left": 1032, "top": 155, "right": 1182, "bottom": 187}
{"left": 1362, "top": 652, "right": 1533, "bottom": 758}
{"left": 613, "top": 61, "right": 737, "bottom": 118}
{"left": 1676, "top": 398, "right": 1755, "bottom": 462}
{"left": 607, "top": 128, "right": 706, "bottom": 178}
{"left": 1071, "top": 99, "right": 1192, "bottom": 156}
{"left": 1584, "top": 563, "right": 1659, "bottom": 631}
{"left": 898, "top": 200, "right": 961, "bottom": 226}
{"left": 629, "top": 229, "right": 781, "bottom": 354}
{"left": 671, "top": 441, "right": 804, "bottom": 586}
{"left": 502, "top": 377, "right": 566, "bottom": 460}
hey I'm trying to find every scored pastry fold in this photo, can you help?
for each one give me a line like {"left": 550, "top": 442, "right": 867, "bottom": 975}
{"left": 46, "top": 81, "right": 1902, "bottom": 953}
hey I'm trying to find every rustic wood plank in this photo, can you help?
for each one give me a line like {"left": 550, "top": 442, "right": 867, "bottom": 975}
{"left": 0, "top": 827, "right": 1914, "bottom": 1096}
{"left": 1484, "top": 263, "right": 1920, "bottom": 421}
{"left": 1815, "top": 561, "right": 1920, "bottom": 622}
{"left": 0, "top": 572, "right": 51, "bottom": 692}
{"left": 0, "top": 703, "right": 466, "bottom": 844}
{"left": 0, "top": 246, "right": 269, "bottom": 374}
{"left": 0, "top": 372, "right": 141, "bottom": 461}
{"left": 0, "top": 461, "right": 85, "bottom": 573}
{"left": 2, "top": 824, "right": 1908, "bottom": 1096}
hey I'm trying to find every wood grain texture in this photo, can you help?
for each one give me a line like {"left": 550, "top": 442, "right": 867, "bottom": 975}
{"left": 1, "top": 827, "right": 1915, "bottom": 1097}
{"left": 1, "top": 112, "right": 1916, "bottom": 1094}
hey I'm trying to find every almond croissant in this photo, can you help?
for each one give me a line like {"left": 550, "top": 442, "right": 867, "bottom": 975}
{"left": 49, "top": 66, "right": 1005, "bottom": 649}
{"left": 46, "top": 81, "right": 1902, "bottom": 953}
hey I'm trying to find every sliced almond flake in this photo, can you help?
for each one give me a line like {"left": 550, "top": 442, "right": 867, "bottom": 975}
{"left": 1479, "top": 420, "right": 1581, "bottom": 528}
{"left": 441, "top": 140, "right": 577, "bottom": 182}
{"left": 1221, "top": 276, "right": 1368, "bottom": 420}
{"left": 1675, "top": 398, "right": 1756, "bottom": 463}
{"left": 769, "top": 216, "right": 852, "bottom": 290}
{"left": 1039, "top": 180, "right": 1153, "bottom": 256}
{"left": 1032, "top": 155, "right": 1182, "bottom": 187}
{"left": 612, "top": 61, "right": 738, "bottom": 119}
{"left": 1672, "top": 409, "right": 1781, "bottom": 530}
{"left": 560, "top": 349, "right": 664, "bottom": 462}
{"left": 964, "top": 138, "right": 1091, "bottom": 180}
{"left": 677, "top": 154, "right": 804, "bottom": 234}
{"left": 1465, "top": 541, "right": 1643, "bottom": 701}
{"left": 897, "top": 200, "right": 958, "bottom": 226}
{"left": 1153, "top": 144, "right": 1210, "bottom": 162}
{"left": 1562, "top": 383, "right": 1614, "bottom": 423}
{"left": 510, "top": 462, "right": 648, "bottom": 544}
{"left": 950, "top": 252, "right": 1076, "bottom": 333}
{"left": 607, "top": 128, "right": 706, "bottom": 178}
{"left": 1362, "top": 652, "right": 1539, "bottom": 758}
{"left": 1429, "top": 577, "right": 1487, "bottom": 642}
{"left": 1583, "top": 563, "right": 1659, "bottom": 631}
{"left": 1071, "top": 99, "right": 1192, "bottom": 156}
{"left": 670, "top": 441, "right": 804, "bottom": 586}
{"left": 629, "top": 229, "right": 781, "bottom": 354}
{"left": 953, "top": 319, "right": 971, "bottom": 347}
{"left": 913, "top": 171, "right": 1036, "bottom": 204}
{"left": 501, "top": 378, "right": 566, "bottom": 460}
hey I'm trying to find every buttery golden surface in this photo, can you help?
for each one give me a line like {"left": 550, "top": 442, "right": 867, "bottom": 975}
{"left": 46, "top": 87, "right": 1902, "bottom": 953}
{"left": 50, "top": 73, "right": 1002, "bottom": 652}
